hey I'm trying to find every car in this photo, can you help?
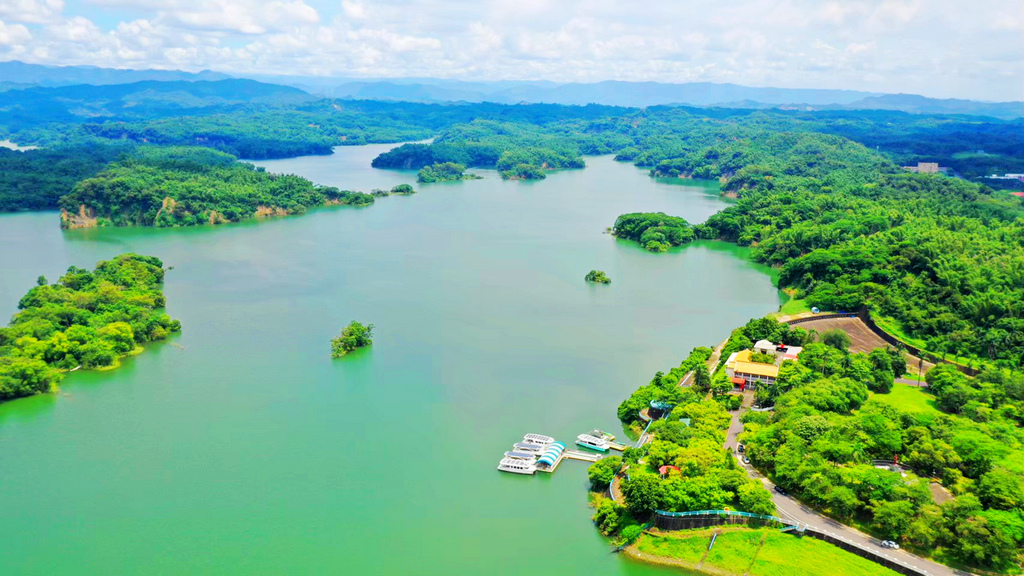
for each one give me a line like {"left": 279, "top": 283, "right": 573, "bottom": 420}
{"left": 774, "top": 485, "right": 787, "bottom": 495}
{"left": 880, "top": 540, "right": 900, "bottom": 550}
{"left": 737, "top": 444, "right": 745, "bottom": 453}
{"left": 742, "top": 456, "right": 750, "bottom": 464}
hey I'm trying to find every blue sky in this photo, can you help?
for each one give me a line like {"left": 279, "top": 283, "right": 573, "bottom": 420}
{"left": 0, "top": 0, "right": 1021, "bottom": 100}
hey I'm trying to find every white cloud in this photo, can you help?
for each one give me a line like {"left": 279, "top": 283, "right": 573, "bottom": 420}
{"left": 0, "top": 0, "right": 1020, "bottom": 101}
{"left": 0, "top": 0, "right": 63, "bottom": 24}
{"left": 0, "top": 19, "right": 32, "bottom": 46}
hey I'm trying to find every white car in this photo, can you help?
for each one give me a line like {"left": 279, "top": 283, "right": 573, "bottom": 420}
{"left": 880, "top": 540, "right": 900, "bottom": 550}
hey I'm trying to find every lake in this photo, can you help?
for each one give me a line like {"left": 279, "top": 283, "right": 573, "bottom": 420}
{"left": 0, "top": 145, "right": 780, "bottom": 575}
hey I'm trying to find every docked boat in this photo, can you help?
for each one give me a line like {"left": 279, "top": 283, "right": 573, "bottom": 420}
{"left": 576, "top": 434, "right": 610, "bottom": 452}
{"left": 512, "top": 442, "right": 547, "bottom": 454}
{"left": 497, "top": 456, "right": 537, "bottom": 475}
{"left": 504, "top": 450, "right": 538, "bottom": 461}
{"left": 522, "top": 433, "right": 555, "bottom": 446}
{"left": 588, "top": 429, "right": 615, "bottom": 441}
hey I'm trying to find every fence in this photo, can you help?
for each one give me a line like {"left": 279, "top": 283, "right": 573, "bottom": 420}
{"left": 653, "top": 509, "right": 791, "bottom": 531}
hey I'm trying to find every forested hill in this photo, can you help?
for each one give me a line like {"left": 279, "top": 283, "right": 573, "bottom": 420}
{"left": 607, "top": 119, "right": 1023, "bottom": 369}
{"left": 59, "top": 147, "right": 375, "bottom": 228}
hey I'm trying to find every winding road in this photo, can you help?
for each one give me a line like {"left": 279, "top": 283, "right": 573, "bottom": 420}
{"left": 725, "top": 403, "right": 973, "bottom": 576}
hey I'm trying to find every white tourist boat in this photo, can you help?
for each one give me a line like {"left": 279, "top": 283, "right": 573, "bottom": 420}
{"left": 497, "top": 456, "right": 537, "bottom": 475}
{"left": 522, "top": 433, "right": 555, "bottom": 446}
{"left": 512, "top": 442, "right": 548, "bottom": 454}
{"left": 503, "top": 450, "right": 539, "bottom": 461}
{"left": 576, "top": 434, "right": 610, "bottom": 452}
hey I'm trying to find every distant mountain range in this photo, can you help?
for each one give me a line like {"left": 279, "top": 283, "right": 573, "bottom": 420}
{"left": 0, "top": 78, "right": 312, "bottom": 129}
{"left": 0, "top": 60, "right": 230, "bottom": 86}
{"left": 1, "top": 60, "right": 1022, "bottom": 119}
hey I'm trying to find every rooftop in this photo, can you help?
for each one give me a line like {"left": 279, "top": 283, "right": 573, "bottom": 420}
{"left": 734, "top": 361, "right": 779, "bottom": 378}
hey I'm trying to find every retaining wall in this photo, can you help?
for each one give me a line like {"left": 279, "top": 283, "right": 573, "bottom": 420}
{"left": 785, "top": 308, "right": 980, "bottom": 376}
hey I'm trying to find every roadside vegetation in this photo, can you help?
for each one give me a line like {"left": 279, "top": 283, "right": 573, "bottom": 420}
{"left": 0, "top": 254, "right": 180, "bottom": 402}
{"left": 738, "top": 320, "right": 1024, "bottom": 572}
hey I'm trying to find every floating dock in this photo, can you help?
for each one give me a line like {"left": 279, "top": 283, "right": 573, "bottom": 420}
{"left": 536, "top": 450, "right": 604, "bottom": 473}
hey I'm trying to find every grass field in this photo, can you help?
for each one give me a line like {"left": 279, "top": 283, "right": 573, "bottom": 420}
{"left": 750, "top": 532, "right": 901, "bottom": 576}
{"left": 868, "top": 383, "right": 940, "bottom": 415}
{"left": 635, "top": 528, "right": 902, "bottom": 576}
{"left": 702, "top": 530, "right": 763, "bottom": 574}
{"left": 636, "top": 531, "right": 710, "bottom": 564}
{"left": 778, "top": 296, "right": 811, "bottom": 316}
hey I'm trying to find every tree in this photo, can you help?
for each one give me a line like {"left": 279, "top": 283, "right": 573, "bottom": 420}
{"left": 0, "top": 356, "right": 61, "bottom": 399}
{"left": 584, "top": 270, "right": 611, "bottom": 284}
{"left": 620, "top": 525, "right": 643, "bottom": 543}
{"left": 737, "top": 482, "right": 776, "bottom": 516}
{"left": 622, "top": 474, "right": 665, "bottom": 516}
{"left": 592, "top": 498, "right": 626, "bottom": 535}
{"left": 826, "top": 486, "right": 862, "bottom": 520}
{"left": 870, "top": 499, "right": 915, "bottom": 540}
{"left": 693, "top": 364, "right": 712, "bottom": 393}
{"left": 36, "top": 275, "right": 47, "bottom": 286}
{"left": 587, "top": 456, "right": 622, "bottom": 489}
{"left": 977, "top": 467, "right": 1024, "bottom": 510}
{"left": 821, "top": 329, "right": 851, "bottom": 351}
{"left": 331, "top": 321, "right": 374, "bottom": 358}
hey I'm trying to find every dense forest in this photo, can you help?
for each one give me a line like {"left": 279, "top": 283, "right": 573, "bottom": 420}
{"left": 608, "top": 317, "right": 1024, "bottom": 572}
{"left": 726, "top": 319, "right": 1024, "bottom": 572}
{"left": 610, "top": 125, "right": 1022, "bottom": 369}
{"left": 0, "top": 144, "right": 131, "bottom": 211}
{"left": 59, "top": 146, "right": 373, "bottom": 228}
{"left": 0, "top": 254, "right": 180, "bottom": 401}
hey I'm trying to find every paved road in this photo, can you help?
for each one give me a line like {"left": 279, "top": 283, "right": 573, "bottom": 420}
{"left": 726, "top": 406, "right": 972, "bottom": 576}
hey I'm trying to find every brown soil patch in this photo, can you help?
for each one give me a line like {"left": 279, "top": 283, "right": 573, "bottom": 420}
{"left": 60, "top": 204, "right": 99, "bottom": 229}
{"left": 254, "top": 205, "right": 288, "bottom": 218}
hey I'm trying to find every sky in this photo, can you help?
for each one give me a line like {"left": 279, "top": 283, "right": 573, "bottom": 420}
{"left": 0, "top": 0, "right": 1022, "bottom": 101}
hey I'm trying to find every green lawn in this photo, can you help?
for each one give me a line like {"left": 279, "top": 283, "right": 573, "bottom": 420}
{"left": 638, "top": 529, "right": 902, "bottom": 576}
{"left": 703, "top": 530, "right": 763, "bottom": 574}
{"left": 750, "top": 532, "right": 901, "bottom": 576}
{"left": 868, "top": 383, "right": 940, "bottom": 415}
{"left": 778, "top": 296, "right": 811, "bottom": 316}
{"left": 637, "top": 531, "right": 710, "bottom": 564}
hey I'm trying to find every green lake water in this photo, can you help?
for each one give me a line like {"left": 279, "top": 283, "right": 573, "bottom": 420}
{"left": 0, "top": 147, "right": 780, "bottom": 575}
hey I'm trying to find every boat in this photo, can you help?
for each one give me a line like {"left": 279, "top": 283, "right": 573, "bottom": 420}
{"left": 576, "top": 434, "right": 610, "bottom": 452}
{"left": 512, "top": 442, "right": 546, "bottom": 454}
{"left": 522, "top": 433, "right": 555, "bottom": 446}
{"left": 504, "top": 451, "right": 538, "bottom": 461}
{"left": 497, "top": 456, "right": 537, "bottom": 475}
{"left": 588, "top": 429, "right": 615, "bottom": 441}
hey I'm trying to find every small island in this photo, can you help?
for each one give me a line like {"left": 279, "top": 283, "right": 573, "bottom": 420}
{"left": 416, "top": 162, "right": 483, "bottom": 183}
{"left": 0, "top": 253, "right": 181, "bottom": 402}
{"left": 370, "top": 184, "right": 416, "bottom": 197}
{"left": 612, "top": 212, "right": 696, "bottom": 252}
{"left": 585, "top": 270, "right": 611, "bottom": 284}
{"left": 331, "top": 321, "right": 374, "bottom": 358}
